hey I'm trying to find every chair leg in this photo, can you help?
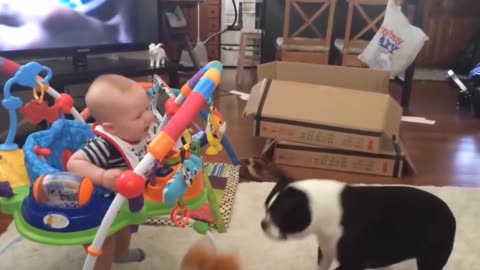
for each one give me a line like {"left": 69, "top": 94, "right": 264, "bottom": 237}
{"left": 236, "top": 33, "right": 247, "bottom": 90}
{"left": 275, "top": 46, "right": 282, "bottom": 61}
{"left": 332, "top": 49, "right": 341, "bottom": 65}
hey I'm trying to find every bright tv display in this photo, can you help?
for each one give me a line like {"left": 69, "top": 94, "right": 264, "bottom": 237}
{"left": 0, "top": 0, "right": 159, "bottom": 58}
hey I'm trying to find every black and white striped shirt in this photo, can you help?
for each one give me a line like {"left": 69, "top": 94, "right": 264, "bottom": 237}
{"left": 80, "top": 137, "right": 128, "bottom": 169}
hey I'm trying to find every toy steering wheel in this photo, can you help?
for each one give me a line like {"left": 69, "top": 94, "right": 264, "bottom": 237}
{"left": 171, "top": 200, "right": 190, "bottom": 227}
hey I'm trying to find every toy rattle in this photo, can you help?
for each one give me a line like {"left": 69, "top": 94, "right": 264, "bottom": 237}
{"left": 205, "top": 105, "right": 227, "bottom": 155}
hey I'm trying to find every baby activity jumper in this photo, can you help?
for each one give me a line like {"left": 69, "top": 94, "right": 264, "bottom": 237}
{"left": 0, "top": 57, "right": 238, "bottom": 270}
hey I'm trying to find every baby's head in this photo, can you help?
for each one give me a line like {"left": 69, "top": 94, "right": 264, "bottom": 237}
{"left": 86, "top": 74, "right": 154, "bottom": 143}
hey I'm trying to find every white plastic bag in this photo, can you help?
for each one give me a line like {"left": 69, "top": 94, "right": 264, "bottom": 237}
{"left": 358, "top": 0, "right": 429, "bottom": 78}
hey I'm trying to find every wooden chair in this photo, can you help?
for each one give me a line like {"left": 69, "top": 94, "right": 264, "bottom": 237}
{"left": 236, "top": 30, "right": 262, "bottom": 90}
{"left": 334, "top": 0, "right": 388, "bottom": 67}
{"left": 276, "top": 0, "right": 337, "bottom": 64}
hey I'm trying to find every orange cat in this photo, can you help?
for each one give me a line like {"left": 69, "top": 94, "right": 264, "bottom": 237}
{"left": 180, "top": 234, "right": 241, "bottom": 270}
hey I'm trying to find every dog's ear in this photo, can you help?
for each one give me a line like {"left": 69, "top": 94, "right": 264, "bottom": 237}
{"left": 264, "top": 175, "right": 291, "bottom": 208}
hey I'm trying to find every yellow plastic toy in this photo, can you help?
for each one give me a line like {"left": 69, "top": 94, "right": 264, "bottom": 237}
{"left": 0, "top": 148, "right": 30, "bottom": 188}
{"left": 205, "top": 106, "right": 227, "bottom": 155}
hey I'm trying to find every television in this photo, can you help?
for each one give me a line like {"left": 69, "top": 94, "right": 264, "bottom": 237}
{"left": 0, "top": 0, "right": 160, "bottom": 68}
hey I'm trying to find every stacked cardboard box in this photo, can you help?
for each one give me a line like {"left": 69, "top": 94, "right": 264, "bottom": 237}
{"left": 243, "top": 61, "right": 415, "bottom": 177}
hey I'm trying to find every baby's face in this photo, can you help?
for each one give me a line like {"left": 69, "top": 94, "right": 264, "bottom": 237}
{"left": 110, "top": 86, "right": 154, "bottom": 143}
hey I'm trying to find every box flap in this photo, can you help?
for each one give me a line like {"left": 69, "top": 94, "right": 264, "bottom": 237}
{"left": 257, "top": 61, "right": 390, "bottom": 93}
{"left": 245, "top": 79, "right": 401, "bottom": 138}
{"left": 242, "top": 79, "right": 268, "bottom": 118}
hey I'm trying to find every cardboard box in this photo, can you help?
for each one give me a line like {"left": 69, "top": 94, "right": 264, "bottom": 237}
{"left": 272, "top": 140, "right": 415, "bottom": 177}
{"left": 243, "top": 76, "right": 403, "bottom": 153}
{"left": 257, "top": 61, "right": 390, "bottom": 94}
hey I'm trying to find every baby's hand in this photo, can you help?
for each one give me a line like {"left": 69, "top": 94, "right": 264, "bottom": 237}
{"left": 102, "top": 169, "right": 124, "bottom": 191}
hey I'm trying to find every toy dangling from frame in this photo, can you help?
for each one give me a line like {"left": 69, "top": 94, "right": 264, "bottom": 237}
{"left": 153, "top": 67, "right": 239, "bottom": 164}
{"left": 204, "top": 104, "right": 226, "bottom": 155}
{"left": 32, "top": 78, "right": 47, "bottom": 102}
{"left": 163, "top": 129, "right": 203, "bottom": 227}
{"left": 17, "top": 65, "right": 75, "bottom": 125}
{"left": 170, "top": 150, "right": 192, "bottom": 227}
{"left": 20, "top": 79, "right": 51, "bottom": 124}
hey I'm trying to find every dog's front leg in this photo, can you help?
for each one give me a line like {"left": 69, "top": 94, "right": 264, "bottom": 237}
{"left": 317, "top": 247, "right": 323, "bottom": 265}
{"left": 317, "top": 245, "right": 334, "bottom": 270}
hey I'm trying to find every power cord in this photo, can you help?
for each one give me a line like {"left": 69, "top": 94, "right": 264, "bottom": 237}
{"left": 203, "top": 0, "right": 238, "bottom": 44}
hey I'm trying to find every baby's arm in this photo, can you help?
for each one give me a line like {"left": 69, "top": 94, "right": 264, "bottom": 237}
{"left": 66, "top": 139, "right": 122, "bottom": 191}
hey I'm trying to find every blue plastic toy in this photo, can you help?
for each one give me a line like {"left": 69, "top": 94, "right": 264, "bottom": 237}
{"left": 163, "top": 155, "right": 202, "bottom": 206}
{"left": 1, "top": 63, "right": 52, "bottom": 151}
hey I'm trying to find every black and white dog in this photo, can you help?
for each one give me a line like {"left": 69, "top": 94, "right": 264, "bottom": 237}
{"left": 242, "top": 158, "right": 456, "bottom": 270}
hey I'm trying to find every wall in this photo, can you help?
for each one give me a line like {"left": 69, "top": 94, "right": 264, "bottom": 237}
{"left": 417, "top": 0, "right": 480, "bottom": 68}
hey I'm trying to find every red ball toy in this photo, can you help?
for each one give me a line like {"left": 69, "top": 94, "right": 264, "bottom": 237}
{"left": 164, "top": 97, "right": 180, "bottom": 116}
{"left": 115, "top": 170, "right": 145, "bottom": 199}
{"left": 55, "top": 93, "right": 74, "bottom": 113}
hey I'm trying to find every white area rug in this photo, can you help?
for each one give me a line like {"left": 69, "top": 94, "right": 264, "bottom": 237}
{"left": 0, "top": 182, "right": 479, "bottom": 270}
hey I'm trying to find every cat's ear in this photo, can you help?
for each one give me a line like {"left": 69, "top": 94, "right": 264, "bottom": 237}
{"left": 239, "top": 157, "right": 265, "bottom": 181}
{"left": 239, "top": 156, "right": 293, "bottom": 183}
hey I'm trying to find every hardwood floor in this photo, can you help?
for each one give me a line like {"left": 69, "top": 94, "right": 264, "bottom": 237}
{"left": 2, "top": 67, "right": 480, "bottom": 236}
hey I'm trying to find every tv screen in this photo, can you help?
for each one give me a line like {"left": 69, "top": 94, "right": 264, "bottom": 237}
{"left": 0, "top": 0, "right": 159, "bottom": 57}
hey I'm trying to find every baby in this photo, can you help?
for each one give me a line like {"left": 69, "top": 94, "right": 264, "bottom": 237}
{"left": 67, "top": 74, "right": 156, "bottom": 270}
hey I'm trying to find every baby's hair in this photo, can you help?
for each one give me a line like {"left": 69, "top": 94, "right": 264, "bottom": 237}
{"left": 85, "top": 74, "right": 137, "bottom": 122}
{"left": 89, "top": 74, "right": 136, "bottom": 94}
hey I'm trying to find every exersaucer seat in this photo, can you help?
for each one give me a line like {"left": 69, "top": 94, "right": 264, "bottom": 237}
{"left": 20, "top": 119, "right": 113, "bottom": 233}
{"left": 23, "top": 119, "right": 95, "bottom": 182}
